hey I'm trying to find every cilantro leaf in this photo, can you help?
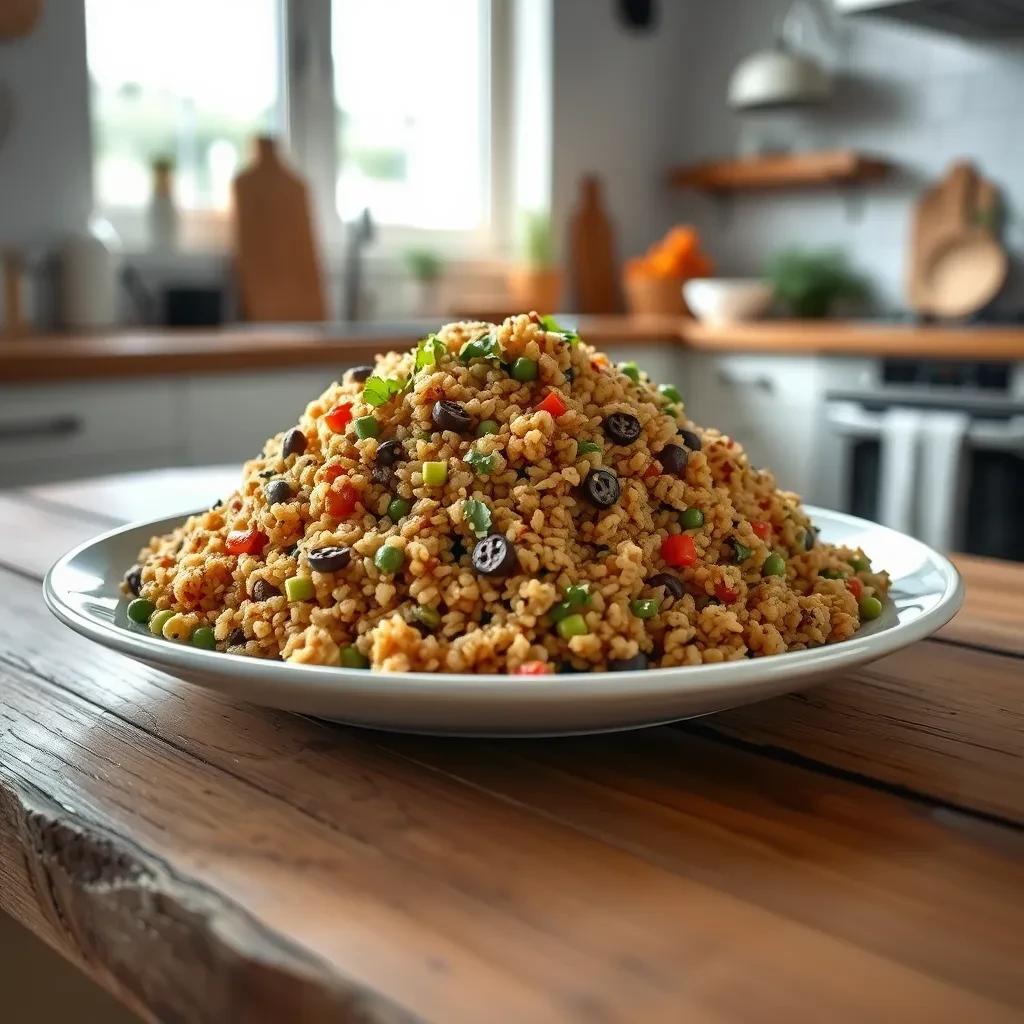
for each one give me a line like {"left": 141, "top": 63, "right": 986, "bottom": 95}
{"left": 540, "top": 314, "right": 580, "bottom": 347}
{"left": 577, "top": 440, "right": 601, "bottom": 455}
{"left": 464, "top": 447, "right": 498, "bottom": 476}
{"left": 415, "top": 333, "right": 447, "bottom": 372}
{"left": 459, "top": 329, "right": 501, "bottom": 364}
{"left": 462, "top": 498, "right": 492, "bottom": 538}
{"left": 363, "top": 375, "right": 406, "bottom": 407}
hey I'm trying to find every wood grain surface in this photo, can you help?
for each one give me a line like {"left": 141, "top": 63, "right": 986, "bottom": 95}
{"left": 5, "top": 318, "right": 1024, "bottom": 382}
{"left": 1, "top": 470, "right": 1023, "bottom": 1023}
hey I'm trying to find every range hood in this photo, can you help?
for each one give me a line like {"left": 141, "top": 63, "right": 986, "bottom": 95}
{"left": 835, "top": 0, "right": 1024, "bottom": 37}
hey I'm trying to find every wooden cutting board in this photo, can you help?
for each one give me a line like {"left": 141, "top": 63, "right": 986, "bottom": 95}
{"left": 907, "top": 161, "right": 1006, "bottom": 318}
{"left": 232, "top": 137, "right": 326, "bottom": 322}
{"left": 568, "top": 175, "right": 621, "bottom": 314}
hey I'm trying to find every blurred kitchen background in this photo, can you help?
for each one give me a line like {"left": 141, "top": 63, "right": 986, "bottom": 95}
{"left": 3, "top": 0, "right": 1024, "bottom": 562}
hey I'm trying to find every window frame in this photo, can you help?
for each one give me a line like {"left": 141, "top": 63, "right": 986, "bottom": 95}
{"left": 89, "top": 0, "right": 516, "bottom": 259}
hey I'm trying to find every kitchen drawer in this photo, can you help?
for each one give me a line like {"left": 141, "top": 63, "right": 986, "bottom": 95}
{"left": 0, "top": 381, "right": 182, "bottom": 468}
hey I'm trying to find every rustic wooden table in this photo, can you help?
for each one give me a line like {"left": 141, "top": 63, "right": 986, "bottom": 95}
{"left": 1, "top": 469, "right": 1023, "bottom": 1023}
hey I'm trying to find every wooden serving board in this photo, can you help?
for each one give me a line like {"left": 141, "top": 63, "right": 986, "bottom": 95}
{"left": 232, "top": 137, "right": 327, "bottom": 322}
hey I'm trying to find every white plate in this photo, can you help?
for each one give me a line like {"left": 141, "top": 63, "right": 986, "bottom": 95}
{"left": 44, "top": 507, "right": 963, "bottom": 736}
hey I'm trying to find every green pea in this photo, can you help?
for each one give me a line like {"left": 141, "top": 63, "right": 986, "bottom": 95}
{"left": 375, "top": 544, "right": 405, "bottom": 574}
{"left": 859, "top": 595, "right": 883, "bottom": 621}
{"left": 577, "top": 440, "right": 601, "bottom": 456}
{"left": 620, "top": 361, "right": 640, "bottom": 383}
{"left": 354, "top": 415, "right": 380, "bottom": 439}
{"left": 127, "top": 598, "right": 155, "bottom": 624}
{"left": 476, "top": 419, "right": 499, "bottom": 437}
{"left": 556, "top": 613, "right": 589, "bottom": 639}
{"left": 549, "top": 601, "right": 574, "bottom": 623}
{"left": 422, "top": 460, "right": 448, "bottom": 486}
{"left": 659, "top": 383, "right": 683, "bottom": 405}
{"left": 850, "top": 555, "right": 871, "bottom": 573}
{"left": 285, "top": 576, "right": 315, "bottom": 602}
{"left": 412, "top": 605, "right": 442, "bottom": 629}
{"left": 191, "top": 626, "right": 217, "bottom": 650}
{"left": 340, "top": 644, "right": 370, "bottom": 669}
{"left": 762, "top": 553, "right": 786, "bottom": 577}
{"left": 630, "top": 598, "right": 660, "bottom": 620}
{"left": 733, "top": 541, "right": 752, "bottom": 564}
{"left": 565, "top": 583, "right": 591, "bottom": 608}
{"left": 149, "top": 609, "right": 174, "bottom": 637}
{"left": 679, "top": 507, "right": 705, "bottom": 530}
{"left": 388, "top": 497, "right": 411, "bottom": 521}
{"left": 512, "top": 357, "right": 539, "bottom": 382}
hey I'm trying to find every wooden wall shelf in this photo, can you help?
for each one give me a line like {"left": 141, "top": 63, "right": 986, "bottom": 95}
{"left": 668, "top": 150, "right": 892, "bottom": 193}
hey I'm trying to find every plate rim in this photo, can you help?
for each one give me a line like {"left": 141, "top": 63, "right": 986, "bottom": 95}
{"left": 43, "top": 504, "right": 964, "bottom": 702}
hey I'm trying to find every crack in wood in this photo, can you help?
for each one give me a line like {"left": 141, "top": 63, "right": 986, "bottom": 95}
{"left": 1, "top": 774, "right": 419, "bottom": 1024}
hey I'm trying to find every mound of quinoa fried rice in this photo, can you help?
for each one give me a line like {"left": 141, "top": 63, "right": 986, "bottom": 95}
{"left": 123, "top": 312, "right": 889, "bottom": 674}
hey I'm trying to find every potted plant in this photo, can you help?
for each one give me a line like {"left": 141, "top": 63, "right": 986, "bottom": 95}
{"left": 766, "top": 248, "right": 867, "bottom": 318}
{"left": 507, "top": 211, "right": 562, "bottom": 313}
{"left": 403, "top": 248, "right": 443, "bottom": 316}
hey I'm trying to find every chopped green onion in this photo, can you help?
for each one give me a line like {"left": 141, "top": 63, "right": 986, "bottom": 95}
{"left": 659, "top": 383, "right": 683, "bottom": 405}
{"left": 577, "top": 440, "right": 602, "bottom": 456}
{"left": 285, "top": 576, "right": 315, "bottom": 602}
{"left": 556, "top": 613, "right": 588, "bottom": 639}
{"left": 619, "top": 361, "right": 640, "bottom": 383}
{"left": 423, "top": 461, "right": 448, "bottom": 486}
{"left": 354, "top": 415, "right": 379, "bottom": 439}
{"left": 565, "top": 583, "right": 591, "bottom": 608}
{"left": 630, "top": 598, "right": 660, "bottom": 620}
{"left": 340, "top": 645, "right": 370, "bottom": 668}
{"left": 412, "top": 605, "right": 442, "bottom": 629}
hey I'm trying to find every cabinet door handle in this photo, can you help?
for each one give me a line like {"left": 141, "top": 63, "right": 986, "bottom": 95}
{"left": 0, "top": 415, "right": 83, "bottom": 441}
{"left": 717, "top": 371, "right": 775, "bottom": 393}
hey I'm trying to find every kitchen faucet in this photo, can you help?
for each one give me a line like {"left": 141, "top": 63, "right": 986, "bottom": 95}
{"left": 341, "top": 207, "right": 374, "bottom": 321}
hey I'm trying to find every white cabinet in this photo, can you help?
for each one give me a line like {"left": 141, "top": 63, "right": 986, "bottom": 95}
{"left": 681, "top": 353, "right": 826, "bottom": 502}
{"left": 0, "top": 379, "right": 185, "bottom": 486}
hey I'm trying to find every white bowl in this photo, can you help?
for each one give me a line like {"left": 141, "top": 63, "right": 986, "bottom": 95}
{"left": 45, "top": 507, "right": 962, "bottom": 737}
{"left": 684, "top": 278, "right": 774, "bottom": 324}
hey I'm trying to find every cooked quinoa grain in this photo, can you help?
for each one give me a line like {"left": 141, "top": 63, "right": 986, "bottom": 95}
{"left": 124, "top": 314, "right": 889, "bottom": 673}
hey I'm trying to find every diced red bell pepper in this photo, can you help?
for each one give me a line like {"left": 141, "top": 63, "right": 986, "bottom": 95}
{"left": 326, "top": 481, "right": 358, "bottom": 518}
{"left": 848, "top": 577, "right": 864, "bottom": 600}
{"left": 515, "top": 660, "right": 550, "bottom": 676}
{"left": 325, "top": 402, "right": 354, "bottom": 433}
{"left": 321, "top": 463, "right": 346, "bottom": 483}
{"left": 535, "top": 391, "right": 568, "bottom": 417}
{"left": 752, "top": 520, "right": 772, "bottom": 540}
{"left": 225, "top": 527, "right": 268, "bottom": 556}
{"left": 661, "top": 533, "right": 697, "bottom": 568}
{"left": 643, "top": 462, "right": 662, "bottom": 480}
{"left": 714, "top": 581, "right": 739, "bottom": 604}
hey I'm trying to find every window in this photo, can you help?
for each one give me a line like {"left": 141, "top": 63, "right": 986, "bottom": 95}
{"left": 85, "top": 0, "right": 283, "bottom": 213}
{"left": 85, "top": 0, "right": 528, "bottom": 253}
{"left": 332, "top": 0, "right": 489, "bottom": 232}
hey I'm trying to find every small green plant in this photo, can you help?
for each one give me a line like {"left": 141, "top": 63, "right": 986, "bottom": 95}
{"left": 403, "top": 248, "right": 443, "bottom": 283}
{"left": 766, "top": 249, "right": 867, "bottom": 318}
{"left": 521, "top": 210, "right": 555, "bottom": 268}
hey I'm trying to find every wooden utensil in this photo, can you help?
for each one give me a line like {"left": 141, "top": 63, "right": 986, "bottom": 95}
{"left": 232, "top": 137, "right": 326, "bottom": 322}
{"left": 907, "top": 161, "right": 1007, "bottom": 318}
{"left": 568, "top": 175, "right": 621, "bottom": 313}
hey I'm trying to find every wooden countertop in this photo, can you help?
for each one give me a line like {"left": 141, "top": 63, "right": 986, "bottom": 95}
{"left": 1, "top": 467, "right": 1023, "bottom": 1022}
{"left": 3, "top": 318, "right": 1024, "bottom": 382}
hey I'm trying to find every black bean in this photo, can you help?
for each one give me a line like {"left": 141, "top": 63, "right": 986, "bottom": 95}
{"left": 603, "top": 412, "right": 642, "bottom": 445}
{"left": 432, "top": 400, "right": 473, "bottom": 434}
{"left": 308, "top": 545, "right": 353, "bottom": 573}
{"left": 659, "top": 444, "right": 688, "bottom": 476}
{"left": 647, "top": 572, "right": 684, "bottom": 599}
{"left": 583, "top": 467, "right": 620, "bottom": 509}
{"left": 375, "top": 438, "right": 404, "bottom": 466}
{"left": 608, "top": 653, "right": 649, "bottom": 672}
{"left": 564, "top": 367, "right": 575, "bottom": 383}
{"left": 804, "top": 526, "right": 818, "bottom": 552}
{"left": 251, "top": 579, "right": 279, "bottom": 602}
{"left": 678, "top": 428, "right": 702, "bottom": 452}
{"left": 370, "top": 464, "right": 394, "bottom": 487}
{"left": 472, "top": 535, "right": 518, "bottom": 576}
{"left": 349, "top": 365, "right": 374, "bottom": 382}
{"left": 228, "top": 627, "right": 247, "bottom": 646}
{"left": 124, "top": 564, "right": 142, "bottom": 596}
{"left": 282, "top": 427, "right": 307, "bottom": 458}
{"left": 264, "top": 479, "right": 293, "bottom": 504}
{"left": 285, "top": 543, "right": 299, "bottom": 557}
